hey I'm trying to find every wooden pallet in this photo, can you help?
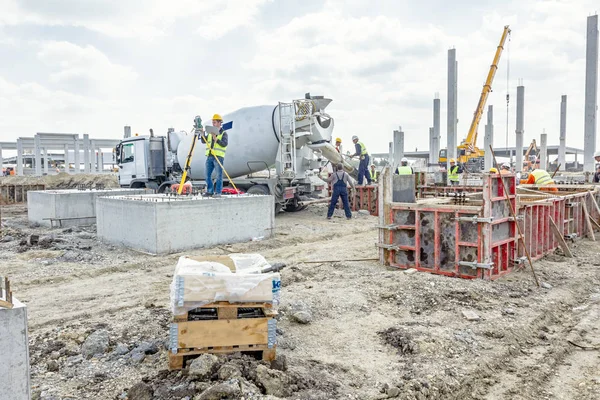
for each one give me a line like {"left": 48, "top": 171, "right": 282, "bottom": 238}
{"left": 169, "top": 301, "right": 277, "bottom": 370}
{"left": 168, "top": 344, "right": 276, "bottom": 370}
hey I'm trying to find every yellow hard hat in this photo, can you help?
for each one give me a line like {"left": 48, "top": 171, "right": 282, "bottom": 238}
{"left": 489, "top": 167, "right": 498, "bottom": 173}
{"left": 212, "top": 113, "right": 223, "bottom": 121}
{"left": 335, "top": 137, "right": 342, "bottom": 143}
{"left": 450, "top": 158, "right": 456, "bottom": 163}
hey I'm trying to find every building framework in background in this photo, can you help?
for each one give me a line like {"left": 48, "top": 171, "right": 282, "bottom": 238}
{"left": 0, "top": 133, "right": 120, "bottom": 176}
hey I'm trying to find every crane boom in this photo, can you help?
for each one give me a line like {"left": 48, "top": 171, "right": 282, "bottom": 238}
{"left": 461, "top": 25, "right": 511, "bottom": 152}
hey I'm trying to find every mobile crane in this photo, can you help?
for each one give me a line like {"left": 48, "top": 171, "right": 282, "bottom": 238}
{"left": 439, "top": 25, "right": 511, "bottom": 172}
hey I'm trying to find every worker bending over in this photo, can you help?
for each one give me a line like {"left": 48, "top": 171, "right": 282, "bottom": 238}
{"left": 489, "top": 167, "right": 498, "bottom": 173}
{"left": 594, "top": 165, "right": 600, "bottom": 183}
{"left": 327, "top": 163, "right": 355, "bottom": 220}
{"left": 448, "top": 159, "right": 462, "bottom": 186}
{"left": 200, "top": 114, "right": 228, "bottom": 197}
{"left": 350, "top": 135, "right": 372, "bottom": 185}
{"left": 369, "top": 164, "right": 378, "bottom": 182}
{"left": 526, "top": 168, "right": 558, "bottom": 192}
{"left": 395, "top": 158, "right": 413, "bottom": 175}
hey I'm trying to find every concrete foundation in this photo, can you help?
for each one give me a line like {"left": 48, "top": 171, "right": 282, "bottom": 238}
{"left": 96, "top": 194, "right": 275, "bottom": 254}
{"left": 28, "top": 188, "right": 147, "bottom": 227}
{"left": 0, "top": 298, "right": 30, "bottom": 400}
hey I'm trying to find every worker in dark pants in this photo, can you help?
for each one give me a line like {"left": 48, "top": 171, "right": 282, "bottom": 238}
{"left": 200, "top": 113, "right": 228, "bottom": 197}
{"left": 350, "top": 135, "right": 371, "bottom": 185}
{"left": 594, "top": 165, "right": 600, "bottom": 183}
{"left": 327, "top": 163, "right": 355, "bottom": 220}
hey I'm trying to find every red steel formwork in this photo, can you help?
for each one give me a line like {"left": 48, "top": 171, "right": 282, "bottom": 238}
{"left": 379, "top": 174, "right": 517, "bottom": 280}
{"left": 328, "top": 183, "right": 378, "bottom": 216}
{"left": 517, "top": 187, "right": 600, "bottom": 260}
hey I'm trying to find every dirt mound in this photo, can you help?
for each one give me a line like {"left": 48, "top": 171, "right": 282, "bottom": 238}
{"left": 0, "top": 173, "right": 119, "bottom": 189}
{"left": 378, "top": 327, "right": 418, "bottom": 355}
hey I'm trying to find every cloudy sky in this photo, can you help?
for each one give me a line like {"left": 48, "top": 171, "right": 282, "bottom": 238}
{"left": 0, "top": 0, "right": 598, "bottom": 157}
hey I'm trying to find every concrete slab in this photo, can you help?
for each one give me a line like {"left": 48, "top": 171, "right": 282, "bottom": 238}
{"left": 96, "top": 194, "right": 275, "bottom": 254}
{"left": 27, "top": 188, "right": 147, "bottom": 227}
{"left": 0, "top": 297, "right": 31, "bottom": 400}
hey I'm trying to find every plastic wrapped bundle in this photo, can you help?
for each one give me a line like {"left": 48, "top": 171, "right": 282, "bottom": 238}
{"left": 170, "top": 254, "right": 281, "bottom": 315}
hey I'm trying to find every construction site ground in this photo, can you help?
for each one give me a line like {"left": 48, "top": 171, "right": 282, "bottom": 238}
{"left": 1, "top": 175, "right": 600, "bottom": 400}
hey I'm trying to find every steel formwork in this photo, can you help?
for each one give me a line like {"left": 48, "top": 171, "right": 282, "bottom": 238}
{"left": 328, "top": 184, "right": 378, "bottom": 216}
{"left": 379, "top": 169, "right": 600, "bottom": 280}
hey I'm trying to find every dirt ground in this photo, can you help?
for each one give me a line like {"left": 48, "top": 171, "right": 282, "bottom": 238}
{"left": 1, "top": 177, "right": 600, "bottom": 399}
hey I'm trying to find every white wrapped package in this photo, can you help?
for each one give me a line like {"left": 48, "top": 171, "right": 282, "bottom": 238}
{"left": 170, "top": 255, "right": 281, "bottom": 315}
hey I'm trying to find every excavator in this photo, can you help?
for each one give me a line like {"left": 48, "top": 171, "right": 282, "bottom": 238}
{"left": 439, "top": 25, "right": 511, "bottom": 172}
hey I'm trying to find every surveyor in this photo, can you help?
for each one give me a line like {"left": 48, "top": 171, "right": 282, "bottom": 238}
{"left": 369, "top": 164, "right": 378, "bottom": 182}
{"left": 500, "top": 163, "right": 511, "bottom": 174}
{"left": 335, "top": 137, "right": 342, "bottom": 153}
{"left": 448, "top": 159, "right": 462, "bottom": 186}
{"left": 350, "top": 135, "right": 372, "bottom": 185}
{"left": 395, "top": 157, "right": 413, "bottom": 175}
{"left": 327, "top": 163, "right": 355, "bottom": 220}
{"left": 200, "top": 113, "right": 228, "bottom": 197}
{"left": 526, "top": 168, "right": 558, "bottom": 192}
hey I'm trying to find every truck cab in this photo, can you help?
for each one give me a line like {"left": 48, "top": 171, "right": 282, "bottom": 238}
{"left": 116, "top": 135, "right": 168, "bottom": 190}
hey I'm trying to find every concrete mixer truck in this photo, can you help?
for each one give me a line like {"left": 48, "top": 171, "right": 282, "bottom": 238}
{"left": 115, "top": 94, "right": 355, "bottom": 211}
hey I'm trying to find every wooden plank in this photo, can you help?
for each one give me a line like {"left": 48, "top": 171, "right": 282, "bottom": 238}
{"left": 217, "top": 307, "right": 238, "bottom": 319}
{"left": 582, "top": 201, "right": 596, "bottom": 241}
{"left": 176, "top": 318, "right": 270, "bottom": 348}
{"left": 589, "top": 192, "right": 600, "bottom": 220}
{"left": 549, "top": 217, "right": 573, "bottom": 258}
{"left": 589, "top": 215, "right": 600, "bottom": 231}
{"left": 0, "top": 299, "right": 14, "bottom": 309}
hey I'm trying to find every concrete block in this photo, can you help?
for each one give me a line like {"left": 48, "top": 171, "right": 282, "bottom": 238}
{"left": 27, "top": 189, "right": 147, "bottom": 227}
{"left": 96, "top": 194, "right": 275, "bottom": 254}
{"left": 393, "top": 175, "right": 415, "bottom": 203}
{"left": 0, "top": 298, "right": 31, "bottom": 400}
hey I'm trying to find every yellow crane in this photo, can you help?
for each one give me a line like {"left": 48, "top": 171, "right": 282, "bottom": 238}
{"left": 439, "top": 25, "right": 511, "bottom": 170}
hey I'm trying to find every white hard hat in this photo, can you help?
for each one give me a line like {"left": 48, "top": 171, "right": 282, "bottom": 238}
{"left": 501, "top": 163, "right": 510, "bottom": 169}
{"left": 595, "top": 151, "right": 600, "bottom": 158}
{"left": 352, "top": 135, "right": 358, "bottom": 141}
{"left": 401, "top": 157, "right": 408, "bottom": 162}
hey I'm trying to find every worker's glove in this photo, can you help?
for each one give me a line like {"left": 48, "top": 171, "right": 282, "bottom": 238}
{"left": 360, "top": 155, "right": 365, "bottom": 161}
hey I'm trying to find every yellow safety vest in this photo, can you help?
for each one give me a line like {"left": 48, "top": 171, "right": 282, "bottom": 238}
{"left": 205, "top": 132, "right": 226, "bottom": 158}
{"left": 370, "top": 170, "right": 377, "bottom": 180}
{"left": 397, "top": 166, "right": 413, "bottom": 175}
{"left": 358, "top": 142, "right": 368, "bottom": 156}
{"left": 531, "top": 169, "right": 554, "bottom": 186}
{"left": 448, "top": 165, "right": 460, "bottom": 181}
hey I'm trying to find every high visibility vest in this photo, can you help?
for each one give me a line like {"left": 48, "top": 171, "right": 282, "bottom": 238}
{"left": 448, "top": 165, "right": 460, "bottom": 181}
{"left": 358, "top": 142, "right": 368, "bottom": 156}
{"left": 205, "top": 132, "right": 226, "bottom": 158}
{"left": 396, "top": 166, "right": 413, "bottom": 175}
{"left": 370, "top": 170, "right": 377, "bottom": 180}
{"left": 531, "top": 169, "right": 554, "bottom": 186}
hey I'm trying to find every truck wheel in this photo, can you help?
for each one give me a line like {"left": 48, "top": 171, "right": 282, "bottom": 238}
{"left": 247, "top": 185, "right": 270, "bottom": 195}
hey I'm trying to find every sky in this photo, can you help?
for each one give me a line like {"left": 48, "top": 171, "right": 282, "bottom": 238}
{"left": 0, "top": 0, "right": 598, "bottom": 157}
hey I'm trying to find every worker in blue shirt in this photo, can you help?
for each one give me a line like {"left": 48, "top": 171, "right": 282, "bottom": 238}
{"left": 349, "top": 135, "right": 372, "bottom": 185}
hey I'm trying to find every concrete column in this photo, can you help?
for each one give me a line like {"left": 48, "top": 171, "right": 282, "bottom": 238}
{"left": 74, "top": 136, "right": 80, "bottom": 174}
{"left": 584, "top": 15, "right": 599, "bottom": 172}
{"left": 559, "top": 95, "right": 567, "bottom": 169}
{"left": 97, "top": 149, "right": 103, "bottom": 173}
{"left": 34, "top": 135, "right": 42, "bottom": 176}
{"left": 429, "top": 127, "right": 435, "bottom": 166}
{"left": 63, "top": 144, "right": 70, "bottom": 173}
{"left": 388, "top": 142, "right": 393, "bottom": 165}
{"left": 393, "top": 128, "right": 404, "bottom": 169}
{"left": 42, "top": 148, "right": 49, "bottom": 175}
{"left": 90, "top": 140, "right": 97, "bottom": 173}
{"left": 433, "top": 97, "right": 441, "bottom": 163}
{"left": 124, "top": 126, "right": 131, "bottom": 138}
{"left": 0, "top": 143, "right": 3, "bottom": 173}
{"left": 540, "top": 132, "right": 548, "bottom": 170}
{"left": 447, "top": 49, "right": 458, "bottom": 169}
{"left": 16, "top": 139, "right": 23, "bottom": 176}
{"left": 0, "top": 298, "right": 31, "bottom": 400}
{"left": 83, "top": 134, "right": 90, "bottom": 173}
{"left": 484, "top": 105, "right": 494, "bottom": 171}
{"left": 515, "top": 85, "right": 525, "bottom": 172}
